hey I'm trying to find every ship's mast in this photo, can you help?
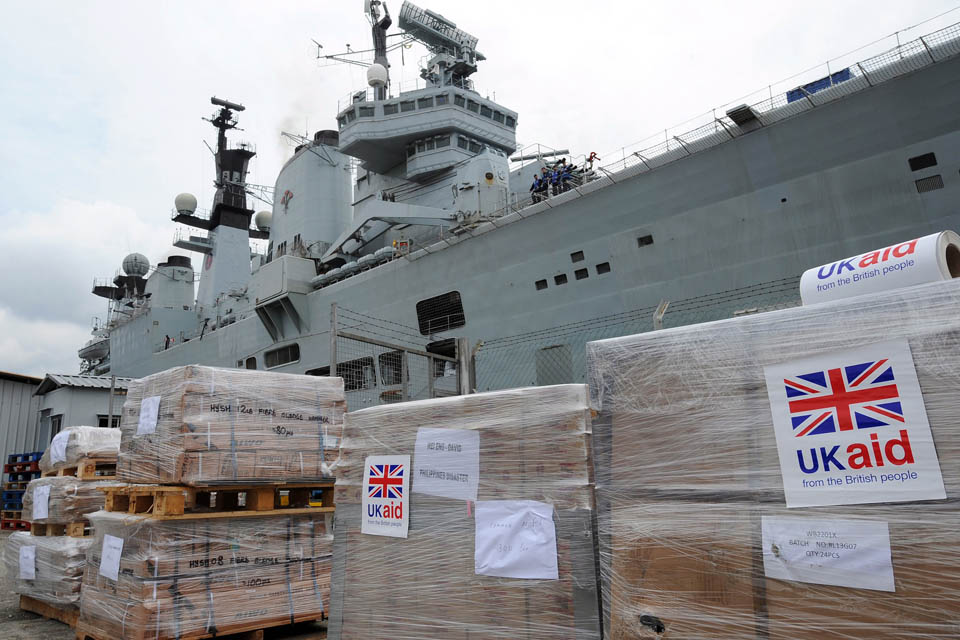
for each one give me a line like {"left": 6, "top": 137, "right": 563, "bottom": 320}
{"left": 367, "top": 1, "right": 392, "bottom": 100}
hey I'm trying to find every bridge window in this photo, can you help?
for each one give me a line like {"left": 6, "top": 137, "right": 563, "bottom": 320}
{"left": 337, "top": 356, "right": 376, "bottom": 391}
{"left": 407, "top": 145, "right": 416, "bottom": 158}
{"left": 436, "top": 135, "right": 451, "bottom": 148}
{"left": 435, "top": 93, "right": 449, "bottom": 106}
{"left": 467, "top": 100, "right": 479, "bottom": 113}
{"left": 345, "top": 109, "right": 356, "bottom": 122}
{"left": 457, "top": 136, "right": 469, "bottom": 150}
{"left": 418, "top": 97, "right": 434, "bottom": 109}
{"left": 416, "top": 291, "right": 466, "bottom": 335}
{"left": 358, "top": 106, "right": 375, "bottom": 117}
{"left": 265, "top": 343, "right": 300, "bottom": 369}
{"left": 505, "top": 116, "right": 516, "bottom": 128}
{"left": 480, "top": 105, "right": 493, "bottom": 118}
{"left": 400, "top": 100, "right": 415, "bottom": 113}
{"left": 383, "top": 103, "right": 399, "bottom": 115}
{"left": 468, "top": 141, "right": 482, "bottom": 153}
{"left": 454, "top": 94, "right": 465, "bottom": 107}
{"left": 908, "top": 152, "right": 937, "bottom": 171}
{"left": 493, "top": 111, "right": 505, "bottom": 124}
{"left": 417, "top": 141, "right": 426, "bottom": 153}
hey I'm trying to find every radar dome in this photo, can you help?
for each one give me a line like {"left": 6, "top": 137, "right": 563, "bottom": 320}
{"left": 122, "top": 252, "right": 150, "bottom": 276}
{"left": 254, "top": 210, "right": 272, "bottom": 232}
{"left": 174, "top": 192, "right": 197, "bottom": 214}
{"left": 367, "top": 63, "right": 388, "bottom": 87}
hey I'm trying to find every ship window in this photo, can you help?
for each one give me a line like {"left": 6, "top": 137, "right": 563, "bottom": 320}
{"left": 480, "top": 105, "right": 493, "bottom": 118}
{"left": 426, "top": 139, "right": 435, "bottom": 151}
{"left": 358, "top": 106, "right": 375, "bottom": 117}
{"left": 908, "top": 152, "right": 937, "bottom": 171}
{"left": 637, "top": 234, "right": 654, "bottom": 247}
{"left": 379, "top": 350, "right": 406, "bottom": 385}
{"left": 468, "top": 141, "right": 482, "bottom": 153}
{"left": 570, "top": 250, "right": 584, "bottom": 263}
{"left": 436, "top": 135, "right": 450, "bottom": 148}
{"left": 467, "top": 100, "right": 479, "bottom": 113}
{"left": 417, "top": 97, "right": 434, "bottom": 109}
{"left": 505, "top": 116, "right": 516, "bottom": 128}
{"left": 457, "top": 136, "right": 469, "bottom": 150}
{"left": 417, "top": 141, "right": 427, "bottom": 153}
{"left": 454, "top": 94, "right": 466, "bottom": 107}
{"left": 337, "top": 356, "right": 376, "bottom": 391}
{"left": 383, "top": 103, "right": 399, "bottom": 115}
{"left": 535, "top": 279, "right": 548, "bottom": 291}
{"left": 427, "top": 338, "right": 457, "bottom": 378}
{"left": 554, "top": 274, "right": 568, "bottom": 285}
{"left": 407, "top": 145, "right": 416, "bottom": 158}
{"left": 915, "top": 175, "right": 944, "bottom": 193}
{"left": 435, "top": 93, "right": 449, "bottom": 106}
{"left": 493, "top": 110, "right": 505, "bottom": 124}
{"left": 575, "top": 268, "right": 589, "bottom": 280}
{"left": 345, "top": 109, "right": 356, "bottom": 122}
{"left": 337, "top": 116, "right": 346, "bottom": 128}
{"left": 305, "top": 366, "right": 330, "bottom": 376}
{"left": 265, "top": 343, "right": 300, "bottom": 369}
{"left": 416, "top": 291, "right": 466, "bottom": 335}
{"left": 400, "top": 100, "right": 416, "bottom": 113}
{"left": 245, "top": 357, "right": 256, "bottom": 370}
{"left": 596, "top": 262, "right": 611, "bottom": 274}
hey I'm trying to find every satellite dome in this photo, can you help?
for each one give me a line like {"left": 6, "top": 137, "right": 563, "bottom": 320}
{"left": 122, "top": 252, "right": 150, "bottom": 276}
{"left": 174, "top": 192, "right": 197, "bottom": 214}
{"left": 367, "top": 63, "right": 388, "bottom": 87}
{"left": 254, "top": 210, "right": 272, "bottom": 232}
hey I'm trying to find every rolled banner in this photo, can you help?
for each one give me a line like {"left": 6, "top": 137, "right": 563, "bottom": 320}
{"left": 800, "top": 231, "right": 960, "bottom": 305}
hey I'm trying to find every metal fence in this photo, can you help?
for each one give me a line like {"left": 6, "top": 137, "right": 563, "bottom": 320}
{"left": 474, "top": 277, "right": 801, "bottom": 392}
{"left": 330, "top": 304, "right": 463, "bottom": 411}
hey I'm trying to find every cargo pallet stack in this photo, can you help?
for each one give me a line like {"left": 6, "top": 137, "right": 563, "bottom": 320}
{"left": 2, "top": 451, "right": 44, "bottom": 531}
{"left": 3, "top": 426, "right": 122, "bottom": 628}
{"left": 75, "top": 365, "right": 344, "bottom": 640}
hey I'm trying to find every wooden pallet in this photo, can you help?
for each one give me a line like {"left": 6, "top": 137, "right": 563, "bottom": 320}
{"left": 4, "top": 480, "right": 29, "bottom": 490}
{"left": 42, "top": 459, "right": 117, "bottom": 480}
{"left": 1, "top": 510, "right": 22, "bottom": 520}
{"left": 30, "top": 521, "right": 90, "bottom": 537}
{"left": 75, "top": 614, "right": 325, "bottom": 640}
{"left": 101, "top": 482, "right": 335, "bottom": 520}
{"left": 20, "top": 594, "right": 79, "bottom": 627}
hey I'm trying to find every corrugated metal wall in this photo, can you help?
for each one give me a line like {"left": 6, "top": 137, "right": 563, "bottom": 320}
{"left": 0, "top": 378, "right": 43, "bottom": 466}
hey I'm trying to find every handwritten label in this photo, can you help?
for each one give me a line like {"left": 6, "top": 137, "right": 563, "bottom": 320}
{"left": 33, "top": 485, "right": 50, "bottom": 520}
{"left": 761, "top": 516, "right": 895, "bottom": 591}
{"left": 49, "top": 431, "right": 68, "bottom": 463}
{"left": 414, "top": 428, "right": 479, "bottom": 501}
{"left": 19, "top": 545, "right": 36, "bottom": 580}
{"left": 99, "top": 534, "right": 124, "bottom": 581}
{"left": 137, "top": 396, "right": 162, "bottom": 435}
{"left": 474, "top": 500, "right": 558, "bottom": 579}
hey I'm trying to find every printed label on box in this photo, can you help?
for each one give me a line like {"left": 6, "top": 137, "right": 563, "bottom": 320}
{"left": 764, "top": 339, "right": 945, "bottom": 508}
{"left": 475, "top": 500, "right": 558, "bottom": 580}
{"left": 761, "top": 516, "right": 895, "bottom": 591}
{"left": 33, "top": 485, "right": 50, "bottom": 520}
{"left": 99, "top": 534, "right": 124, "bottom": 581}
{"left": 414, "top": 428, "right": 479, "bottom": 501}
{"left": 49, "top": 431, "right": 68, "bottom": 463}
{"left": 137, "top": 396, "right": 162, "bottom": 435}
{"left": 18, "top": 545, "right": 36, "bottom": 580}
{"left": 361, "top": 455, "right": 409, "bottom": 538}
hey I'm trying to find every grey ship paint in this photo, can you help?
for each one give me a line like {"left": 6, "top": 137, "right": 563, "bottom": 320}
{"left": 81, "top": 1, "right": 960, "bottom": 406}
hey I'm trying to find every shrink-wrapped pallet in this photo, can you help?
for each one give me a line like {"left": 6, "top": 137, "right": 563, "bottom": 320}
{"left": 3, "top": 531, "right": 93, "bottom": 607}
{"left": 117, "top": 365, "right": 344, "bottom": 485}
{"left": 39, "top": 425, "right": 120, "bottom": 474}
{"left": 22, "top": 477, "right": 118, "bottom": 523}
{"left": 587, "top": 279, "right": 960, "bottom": 639}
{"left": 77, "top": 511, "right": 332, "bottom": 640}
{"left": 328, "top": 385, "right": 601, "bottom": 640}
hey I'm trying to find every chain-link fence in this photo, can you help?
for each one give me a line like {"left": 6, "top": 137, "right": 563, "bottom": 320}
{"left": 474, "top": 277, "right": 801, "bottom": 392}
{"left": 331, "top": 305, "right": 461, "bottom": 411}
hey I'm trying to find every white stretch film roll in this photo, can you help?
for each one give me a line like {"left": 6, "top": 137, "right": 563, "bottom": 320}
{"left": 800, "top": 231, "right": 960, "bottom": 305}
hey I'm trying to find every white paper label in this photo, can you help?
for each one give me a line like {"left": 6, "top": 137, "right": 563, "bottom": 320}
{"left": 762, "top": 516, "right": 895, "bottom": 592}
{"left": 413, "top": 428, "right": 479, "bottom": 501}
{"left": 137, "top": 396, "right": 162, "bottom": 435}
{"left": 49, "top": 431, "right": 68, "bottom": 463}
{"left": 475, "top": 500, "right": 558, "bottom": 580}
{"left": 99, "top": 534, "right": 124, "bottom": 581}
{"left": 18, "top": 545, "right": 36, "bottom": 580}
{"left": 361, "top": 455, "right": 409, "bottom": 538}
{"left": 33, "top": 485, "right": 50, "bottom": 520}
{"left": 764, "top": 339, "right": 945, "bottom": 508}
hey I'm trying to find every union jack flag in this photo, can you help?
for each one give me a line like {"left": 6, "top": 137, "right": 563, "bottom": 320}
{"left": 368, "top": 464, "right": 404, "bottom": 499}
{"left": 783, "top": 358, "right": 903, "bottom": 437}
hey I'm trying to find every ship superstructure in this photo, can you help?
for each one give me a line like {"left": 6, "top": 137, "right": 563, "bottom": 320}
{"left": 81, "top": 2, "right": 960, "bottom": 406}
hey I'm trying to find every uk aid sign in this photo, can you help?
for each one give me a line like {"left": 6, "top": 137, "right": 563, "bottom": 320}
{"left": 764, "top": 340, "right": 945, "bottom": 508}
{"left": 361, "top": 455, "right": 410, "bottom": 538}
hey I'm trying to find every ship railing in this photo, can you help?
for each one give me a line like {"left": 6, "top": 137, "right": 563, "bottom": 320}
{"left": 337, "top": 77, "right": 493, "bottom": 112}
{"left": 594, "top": 16, "right": 960, "bottom": 177}
{"left": 170, "top": 206, "right": 211, "bottom": 222}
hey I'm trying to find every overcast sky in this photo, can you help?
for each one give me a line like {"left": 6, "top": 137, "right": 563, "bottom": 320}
{"left": 1, "top": 0, "right": 957, "bottom": 376}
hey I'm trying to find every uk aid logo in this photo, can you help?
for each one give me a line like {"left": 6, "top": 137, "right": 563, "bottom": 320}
{"left": 361, "top": 455, "right": 410, "bottom": 538}
{"left": 764, "top": 340, "right": 945, "bottom": 508}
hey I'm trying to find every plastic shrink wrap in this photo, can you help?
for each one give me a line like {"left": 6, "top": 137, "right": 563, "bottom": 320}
{"left": 327, "top": 385, "right": 601, "bottom": 640}
{"left": 22, "top": 477, "right": 118, "bottom": 523}
{"left": 39, "top": 425, "right": 120, "bottom": 473}
{"left": 587, "top": 279, "right": 960, "bottom": 639}
{"left": 3, "top": 531, "right": 93, "bottom": 607}
{"left": 77, "top": 511, "right": 332, "bottom": 640}
{"left": 117, "top": 365, "right": 344, "bottom": 484}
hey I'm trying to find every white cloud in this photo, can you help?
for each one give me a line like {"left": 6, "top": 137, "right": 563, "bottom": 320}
{"left": 0, "top": 308, "right": 90, "bottom": 377}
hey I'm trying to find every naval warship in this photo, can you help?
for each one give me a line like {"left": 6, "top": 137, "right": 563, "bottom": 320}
{"left": 80, "top": 1, "right": 960, "bottom": 406}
